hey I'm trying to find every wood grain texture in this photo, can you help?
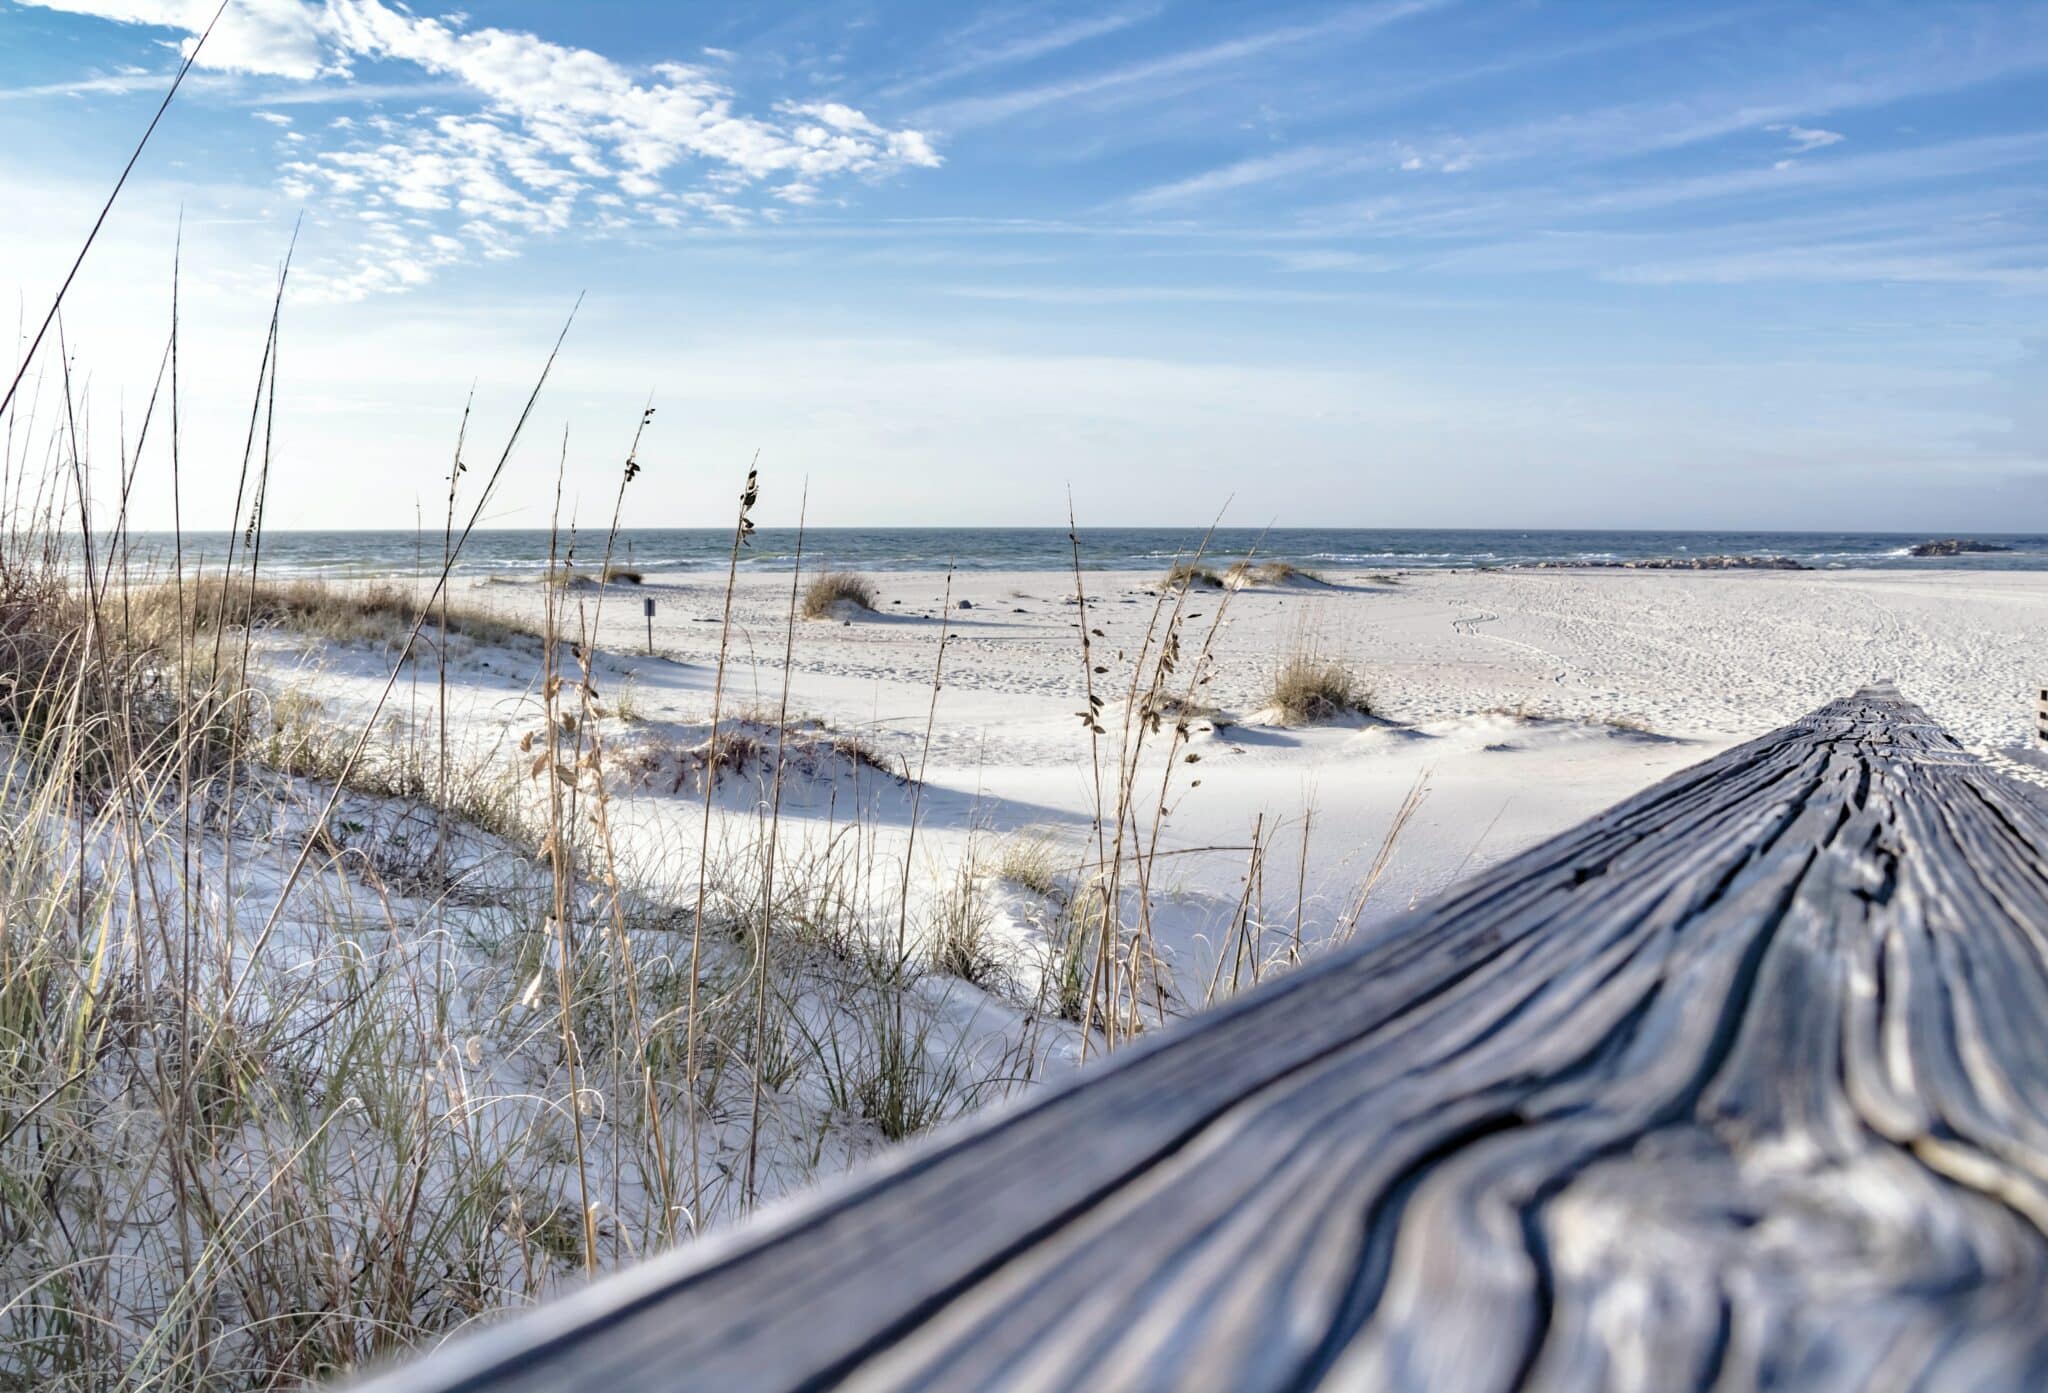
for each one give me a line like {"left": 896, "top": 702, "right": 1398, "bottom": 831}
{"left": 355, "top": 684, "right": 2048, "bottom": 1393}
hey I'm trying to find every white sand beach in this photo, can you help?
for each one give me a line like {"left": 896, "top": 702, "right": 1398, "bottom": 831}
{"left": 385, "top": 563, "right": 2048, "bottom": 906}
{"left": 260, "top": 561, "right": 2048, "bottom": 1070}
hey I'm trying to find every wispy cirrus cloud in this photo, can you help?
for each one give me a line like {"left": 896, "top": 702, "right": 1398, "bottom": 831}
{"left": 1603, "top": 243, "right": 2048, "bottom": 291}
{"left": 0, "top": 66, "right": 195, "bottom": 99}
{"left": 882, "top": 4, "right": 1163, "bottom": 98}
{"left": 917, "top": 0, "right": 1448, "bottom": 128}
{"left": 1126, "top": 146, "right": 1349, "bottom": 212}
{"left": 1375, "top": 10, "right": 2048, "bottom": 178}
{"left": 940, "top": 281, "right": 1436, "bottom": 307}
{"left": 1326, "top": 128, "right": 2048, "bottom": 238}
{"left": 19, "top": 0, "right": 943, "bottom": 298}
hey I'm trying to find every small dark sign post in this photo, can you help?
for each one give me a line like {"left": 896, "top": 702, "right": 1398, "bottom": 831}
{"left": 643, "top": 595, "right": 656, "bottom": 654}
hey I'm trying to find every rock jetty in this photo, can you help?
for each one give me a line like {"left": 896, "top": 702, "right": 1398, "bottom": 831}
{"left": 1908, "top": 538, "right": 2012, "bottom": 557}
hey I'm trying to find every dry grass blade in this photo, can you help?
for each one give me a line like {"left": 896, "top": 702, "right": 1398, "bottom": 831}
{"left": 0, "top": 0, "right": 229, "bottom": 420}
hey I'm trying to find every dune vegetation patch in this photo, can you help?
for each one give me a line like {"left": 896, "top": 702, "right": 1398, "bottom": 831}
{"left": 991, "top": 833, "right": 1064, "bottom": 898}
{"left": 1225, "top": 560, "right": 1326, "bottom": 589}
{"left": 130, "top": 576, "right": 534, "bottom": 652}
{"left": 1266, "top": 654, "right": 1373, "bottom": 725}
{"left": 802, "top": 570, "right": 879, "bottom": 618}
{"left": 630, "top": 712, "right": 901, "bottom": 795}
{"left": 1161, "top": 561, "right": 1224, "bottom": 591}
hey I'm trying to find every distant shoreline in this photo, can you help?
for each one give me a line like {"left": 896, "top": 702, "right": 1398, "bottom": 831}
{"left": 86, "top": 527, "right": 2048, "bottom": 577}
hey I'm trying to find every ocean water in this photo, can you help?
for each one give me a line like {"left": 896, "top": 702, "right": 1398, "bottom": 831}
{"left": 115, "top": 528, "right": 2048, "bottom": 577}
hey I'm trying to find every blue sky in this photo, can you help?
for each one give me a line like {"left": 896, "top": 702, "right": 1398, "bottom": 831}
{"left": 2, "top": 0, "right": 2045, "bottom": 532}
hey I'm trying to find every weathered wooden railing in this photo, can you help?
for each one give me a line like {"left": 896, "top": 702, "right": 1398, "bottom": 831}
{"left": 358, "top": 684, "right": 2048, "bottom": 1392}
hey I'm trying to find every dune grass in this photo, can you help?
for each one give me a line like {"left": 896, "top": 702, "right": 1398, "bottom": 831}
{"left": 1161, "top": 561, "right": 1223, "bottom": 590}
{"left": 126, "top": 575, "right": 534, "bottom": 652}
{"left": 0, "top": 506, "right": 1052, "bottom": 1388}
{"left": 544, "top": 562, "right": 647, "bottom": 588}
{"left": 992, "top": 834, "right": 1063, "bottom": 898}
{"left": 1266, "top": 653, "right": 1372, "bottom": 725}
{"left": 801, "top": 570, "right": 878, "bottom": 618}
{"left": 1225, "top": 560, "right": 1325, "bottom": 588}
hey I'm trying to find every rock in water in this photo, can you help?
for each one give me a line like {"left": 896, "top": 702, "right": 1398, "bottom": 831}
{"left": 1909, "top": 537, "right": 2013, "bottom": 557}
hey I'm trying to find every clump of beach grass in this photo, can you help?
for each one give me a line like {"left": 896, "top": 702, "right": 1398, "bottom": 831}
{"left": 802, "top": 571, "right": 878, "bottom": 618}
{"left": 929, "top": 858, "right": 1005, "bottom": 991}
{"left": 613, "top": 676, "right": 645, "bottom": 722}
{"left": 1266, "top": 653, "right": 1372, "bottom": 725}
{"left": 134, "top": 576, "right": 533, "bottom": 652}
{"left": 651, "top": 710, "right": 899, "bottom": 795}
{"left": 545, "top": 561, "right": 643, "bottom": 587}
{"left": 1161, "top": 561, "right": 1223, "bottom": 591}
{"left": 1225, "top": 560, "right": 1325, "bottom": 589}
{"left": 992, "top": 834, "right": 1063, "bottom": 898}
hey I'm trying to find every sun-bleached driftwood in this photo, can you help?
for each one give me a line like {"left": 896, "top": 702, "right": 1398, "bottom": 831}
{"left": 355, "top": 683, "right": 2048, "bottom": 1393}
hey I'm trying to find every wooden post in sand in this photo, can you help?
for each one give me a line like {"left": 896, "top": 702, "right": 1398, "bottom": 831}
{"left": 357, "top": 684, "right": 2048, "bottom": 1393}
{"left": 2037, "top": 678, "right": 2048, "bottom": 744}
{"left": 643, "top": 595, "right": 655, "bottom": 655}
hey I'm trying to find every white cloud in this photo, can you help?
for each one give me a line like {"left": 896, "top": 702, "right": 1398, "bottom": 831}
{"left": 1771, "top": 123, "right": 1845, "bottom": 153}
{"left": 253, "top": 109, "right": 292, "bottom": 125}
{"left": 19, "top": 0, "right": 942, "bottom": 298}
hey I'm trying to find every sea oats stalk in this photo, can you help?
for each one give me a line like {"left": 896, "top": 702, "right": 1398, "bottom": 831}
{"left": 686, "top": 459, "right": 759, "bottom": 1230}
{"left": 1076, "top": 529, "right": 1225, "bottom": 1048}
{"left": 1125, "top": 522, "right": 1257, "bottom": 1030}
{"left": 577, "top": 398, "right": 676, "bottom": 1249}
{"left": 893, "top": 567, "right": 956, "bottom": 1030}
{"left": 1065, "top": 496, "right": 1109, "bottom": 927}
{"left": 746, "top": 485, "right": 808, "bottom": 1209}
{"left": 1335, "top": 769, "right": 1431, "bottom": 941}
{"left": 1204, "top": 813, "right": 1269, "bottom": 1007}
